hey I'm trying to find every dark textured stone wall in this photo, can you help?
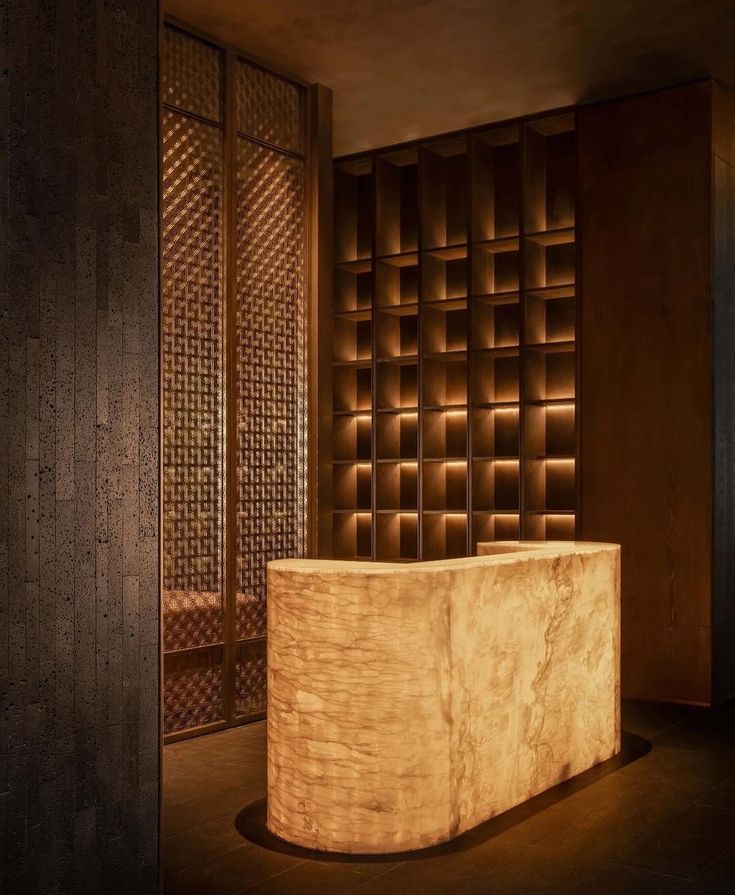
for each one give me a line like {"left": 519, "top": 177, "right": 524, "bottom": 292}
{"left": 1, "top": 0, "right": 160, "bottom": 892}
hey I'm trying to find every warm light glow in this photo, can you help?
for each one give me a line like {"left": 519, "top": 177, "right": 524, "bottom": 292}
{"left": 542, "top": 402, "right": 574, "bottom": 411}
{"left": 267, "top": 543, "right": 620, "bottom": 853}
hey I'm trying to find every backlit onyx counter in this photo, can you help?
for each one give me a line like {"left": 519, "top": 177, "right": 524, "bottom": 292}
{"left": 266, "top": 541, "right": 620, "bottom": 854}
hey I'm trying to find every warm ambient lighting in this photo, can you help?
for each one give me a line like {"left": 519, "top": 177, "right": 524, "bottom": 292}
{"left": 266, "top": 542, "right": 620, "bottom": 853}
{"left": 541, "top": 402, "right": 574, "bottom": 411}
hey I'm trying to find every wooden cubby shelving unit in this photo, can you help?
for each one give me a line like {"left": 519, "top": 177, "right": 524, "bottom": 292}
{"left": 331, "top": 111, "right": 577, "bottom": 561}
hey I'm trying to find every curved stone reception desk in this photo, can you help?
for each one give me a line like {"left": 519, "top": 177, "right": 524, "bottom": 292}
{"left": 266, "top": 541, "right": 620, "bottom": 854}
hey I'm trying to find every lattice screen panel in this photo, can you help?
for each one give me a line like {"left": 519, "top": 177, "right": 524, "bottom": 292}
{"left": 234, "top": 136, "right": 307, "bottom": 655}
{"left": 161, "top": 26, "right": 308, "bottom": 737}
{"left": 236, "top": 60, "right": 305, "bottom": 153}
{"left": 163, "top": 24, "right": 224, "bottom": 124}
{"left": 162, "top": 28, "right": 226, "bottom": 737}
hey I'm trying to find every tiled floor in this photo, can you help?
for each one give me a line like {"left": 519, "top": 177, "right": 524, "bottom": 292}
{"left": 163, "top": 700, "right": 735, "bottom": 894}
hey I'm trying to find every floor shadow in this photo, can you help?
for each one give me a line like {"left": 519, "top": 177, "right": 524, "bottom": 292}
{"left": 234, "top": 730, "right": 650, "bottom": 864}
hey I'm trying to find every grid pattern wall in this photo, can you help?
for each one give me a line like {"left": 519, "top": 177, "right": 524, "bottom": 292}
{"left": 161, "top": 27, "right": 308, "bottom": 736}
{"left": 331, "top": 117, "right": 577, "bottom": 562}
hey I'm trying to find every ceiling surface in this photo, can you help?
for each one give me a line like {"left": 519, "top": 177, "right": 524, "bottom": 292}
{"left": 165, "top": 0, "right": 735, "bottom": 156}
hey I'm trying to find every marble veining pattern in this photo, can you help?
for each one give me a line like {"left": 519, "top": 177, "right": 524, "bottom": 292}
{"left": 266, "top": 542, "right": 620, "bottom": 853}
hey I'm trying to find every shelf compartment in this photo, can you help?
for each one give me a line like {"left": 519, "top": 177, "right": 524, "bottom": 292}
{"left": 525, "top": 284, "right": 575, "bottom": 344}
{"left": 423, "top": 354, "right": 467, "bottom": 407}
{"left": 472, "top": 238, "right": 520, "bottom": 295}
{"left": 333, "top": 462, "right": 372, "bottom": 511}
{"left": 334, "top": 260, "right": 372, "bottom": 313}
{"left": 376, "top": 358, "right": 418, "bottom": 409}
{"left": 524, "top": 458, "right": 576, "bottom": 513}
{"left": 423, "top": 460, "right": 467, "bottom": 512}
{"left": 376, "top": 512, "right": 418, "bottom": 562}
{"left": 376, "top": 461, "right": 418, "bottom": 511}
{"left": 423, "top": 299, "right": 468, "bottom": 354}
{"left": 524, "top": 512, "right": 575, "bottom": 541}
{"left": 525, "top": 402, "right": 575, "bottom": 457}
{"left": 376, "top": 149, "right": 419, "bottom": 257}
{"left": 524, "top": 343, "right": 575, "bottom": 402}
{"left": 471, "top": 127, "right": 520, "bottom": 242}
{"left": 423, "top": 247, "right": 468, "bottom": 302}
{"left": 473, "top": 295, "right": 519, "bottom": 349}
{"left": 335, "top": 158, "right": 373, "bottom": 264}
{"left": 472, "top": 459, "right": 520, "bottom": 512}
{"left": 525, "top": 228, "right": 575, "bottom": 291}
{"left": 376, "top": 410, "right": 418, "bottom": 459}
{"left": 423, "top": 407, "right": 467, "bottom": 459}
{"left": 334, "top": 311, "right": 372, "bottom": 363}
{"left": 473, "top": 511, "right": 520, "bottom": 545}
{"left": 375, "top": 305, "right": 418, "bottom": 359}
{"left": 333, "top": 511, "right": 372, "bottom": 560}
{"left": 422, "top": 512, "right": 467, "bottom": 560}
{"left": 525, "top": 114, "right": 575, "bottom": 234}
{"left": 472, "top": 512, "right": 521, "bottom": 553}
{"left": 376, "top": 254, "right": 419, "bottom": 307}
{"left": 421, "top": 136, "right": 468, "bottom": 249}
{"left": 333, "top": 363, "right": 371, "bottom": 412}
{"left": 472, "top": 406, "right": 519, "bottom": 457}
{"left": 473, "top": 349, "right": 519, "bottom": 405}
{"left": 333, "top": 413, "right": 372, "bottom": 462}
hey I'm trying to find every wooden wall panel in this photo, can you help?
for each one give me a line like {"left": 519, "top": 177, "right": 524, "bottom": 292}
{"left": 712, "top": 83, "right": 735, "bottom": 704}
{"left": 1, "top": 0, "right": 160, "bottom": 891}
{"left": 579, "top": 83, "right": 714, "bottom": 704}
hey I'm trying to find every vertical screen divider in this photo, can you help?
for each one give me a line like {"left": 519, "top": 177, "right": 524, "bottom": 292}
{"left": 466, "top": 137, "right": 475, "bottom": 556}
{"left": 519, "top": 123, "right": 528, "bottom": 540}
{"left": 223, "top": 46, "right": 237, "bottom": 726}
{"left": 574, "top": 108, "right": 582, "bottom": 538}
{"left": 370, "top": 159, "right": 377, "bottom": 561}
{"left": 417, "top": 147, "right": 425, "bottom": 561}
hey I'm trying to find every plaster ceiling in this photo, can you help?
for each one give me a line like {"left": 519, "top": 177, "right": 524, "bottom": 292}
{"left": 165, "top": 0, "right": 735, "bottom": 156}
